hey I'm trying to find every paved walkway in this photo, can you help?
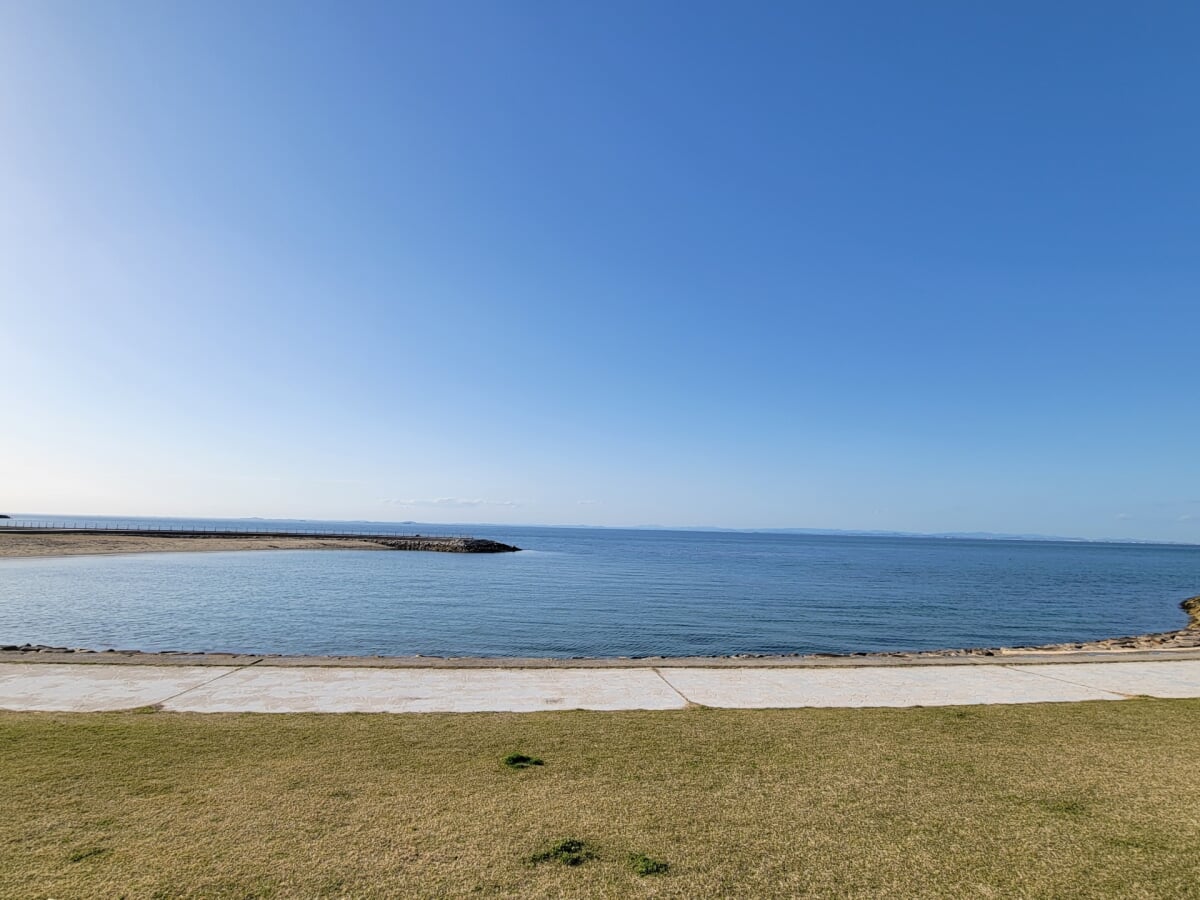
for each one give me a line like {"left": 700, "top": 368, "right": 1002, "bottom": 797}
{"left": 1, "top": 659, "right": 1199, "bottom": 712}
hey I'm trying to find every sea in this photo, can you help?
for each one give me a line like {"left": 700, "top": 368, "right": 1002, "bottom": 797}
{"left": 0, "top": 515, "right": 1197, "bottom": 658}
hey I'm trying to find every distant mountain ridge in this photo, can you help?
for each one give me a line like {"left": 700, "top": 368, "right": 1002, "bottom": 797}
{"left": 615, "top": 525, "right": 1198, "bottom": 546}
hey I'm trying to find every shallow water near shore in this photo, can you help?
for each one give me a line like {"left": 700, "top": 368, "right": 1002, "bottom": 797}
{"left": 1, "top": 517, "right": 1197, "bottom": 657}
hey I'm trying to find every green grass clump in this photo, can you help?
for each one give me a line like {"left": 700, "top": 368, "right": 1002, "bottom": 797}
{"left": 502, "top": 752, "right": 543, "bottom": 769}
{"left": 529, "top": 838, "right": 594, "bottom": 866}
{"left": 629, "top": 852, "right": 670, "bottom": 875}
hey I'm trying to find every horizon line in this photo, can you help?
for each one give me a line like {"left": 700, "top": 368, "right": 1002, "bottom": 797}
{"left": 4, "top": 511, "right": 1198, "bottom": 549}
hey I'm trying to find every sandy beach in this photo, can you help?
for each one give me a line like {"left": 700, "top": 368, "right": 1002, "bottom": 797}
{"left": 0, "top": 530, "right": 519, "bottom": 558}
{"left": 0, "top": 532, "right": 395, "bottom": 559}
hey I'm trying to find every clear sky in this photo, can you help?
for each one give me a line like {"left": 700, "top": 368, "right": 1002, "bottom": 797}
{"left": 1, "top": 1, "right": 1197, "bottom": 541}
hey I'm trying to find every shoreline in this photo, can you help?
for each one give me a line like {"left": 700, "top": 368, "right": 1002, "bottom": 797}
{"left": 4, "top": 596, "right": 1196, "bottom": 669}
{"left": 3, "top": 648, "right": 1199, "bottom": 668}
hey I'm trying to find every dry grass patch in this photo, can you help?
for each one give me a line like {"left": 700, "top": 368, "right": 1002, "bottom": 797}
{"left": 1, "top": 700, "right": 1199, "bottom": 897}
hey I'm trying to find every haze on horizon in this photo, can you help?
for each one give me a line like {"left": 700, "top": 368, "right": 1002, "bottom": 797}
{"left": 2, "top": 2, "right": 1197, "bottom": 543}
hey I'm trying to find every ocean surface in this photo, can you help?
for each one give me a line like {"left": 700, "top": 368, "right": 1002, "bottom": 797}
{"left": 0, "top": 515, "right": 1197, "bottom": 657}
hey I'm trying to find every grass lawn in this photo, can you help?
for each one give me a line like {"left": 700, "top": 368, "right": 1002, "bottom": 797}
{"left": 2, "top": 700, "right": 1198, "bottom": 898}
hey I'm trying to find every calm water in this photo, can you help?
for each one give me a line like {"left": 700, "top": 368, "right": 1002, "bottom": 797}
{"left": 1, "top": 516, "right": 1197, "bottom": 657}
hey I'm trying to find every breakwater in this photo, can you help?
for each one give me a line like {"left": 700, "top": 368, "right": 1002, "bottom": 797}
{"left": 372, "top": 537, "right": 520, "bottom": 553}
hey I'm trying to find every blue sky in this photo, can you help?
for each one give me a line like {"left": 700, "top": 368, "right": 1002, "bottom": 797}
{"left": 1, "top": 1, "right": 1197, "bottom": 541}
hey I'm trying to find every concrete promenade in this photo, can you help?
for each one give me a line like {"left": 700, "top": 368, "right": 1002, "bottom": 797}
{"left": 2, "top": 657, "right": 1200, "bottom": 713}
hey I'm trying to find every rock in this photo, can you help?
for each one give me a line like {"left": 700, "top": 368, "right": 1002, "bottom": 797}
{"left": 373, "top": 537, "right": 520, "bottom": 553}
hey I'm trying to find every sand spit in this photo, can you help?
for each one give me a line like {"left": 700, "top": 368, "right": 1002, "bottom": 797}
{"left": 0, "top": 531, "right": 519, "bottom": 558}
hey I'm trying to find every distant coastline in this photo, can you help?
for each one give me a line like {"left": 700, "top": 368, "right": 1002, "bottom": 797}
{"left": 561, "top": 524, "right": 1200, "bottom": 548}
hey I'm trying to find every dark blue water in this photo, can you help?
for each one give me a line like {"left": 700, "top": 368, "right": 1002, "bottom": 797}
{"left": 0, "top": 516, "right": 1196, "bottom": 657}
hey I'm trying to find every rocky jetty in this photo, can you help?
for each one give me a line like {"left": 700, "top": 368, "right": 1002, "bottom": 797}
{"left": 373, "top": 537, "right": 520, "bottom": 553}
{"left": 897, "top": 594, "right": 1200, "bottom": 657}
